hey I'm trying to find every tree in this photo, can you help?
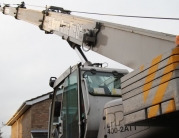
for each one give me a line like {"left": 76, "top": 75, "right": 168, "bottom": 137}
{"left": 0, "top": 122, "right": 6, "bottom": 138}
{"left": 0, "top": 129, "right": 2, "bottom": 138}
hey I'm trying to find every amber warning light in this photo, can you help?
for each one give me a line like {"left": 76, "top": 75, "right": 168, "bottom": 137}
{"left": 176, "top": 35, "right": 179, "bottom": 46}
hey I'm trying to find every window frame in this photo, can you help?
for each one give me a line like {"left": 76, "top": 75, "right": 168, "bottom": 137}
{"left": 83, "top": 71, "right": 123, "bottom": 97}
{"left": 48, "top": 83, "right": 64, "bottom": 138}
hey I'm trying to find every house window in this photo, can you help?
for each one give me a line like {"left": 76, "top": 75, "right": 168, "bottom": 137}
{"left": 31, "top": 130, "right": 48, "bottom": 138}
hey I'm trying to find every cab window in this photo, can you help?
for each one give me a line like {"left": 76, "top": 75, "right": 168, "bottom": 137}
{"left": 83, "top": 71, "right": 123, "bottom": 96}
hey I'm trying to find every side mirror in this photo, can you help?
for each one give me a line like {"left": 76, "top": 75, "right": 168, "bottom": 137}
{"left": 49, "top": 77, "right": 57, "bottom": 88}
{"left": 54, "top": 101, "right": 61, "bottom": 117}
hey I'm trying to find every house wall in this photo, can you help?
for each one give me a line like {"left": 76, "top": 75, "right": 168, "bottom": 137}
{"left": 11, "top": 120, "right": 17, "bottom": 138}
{"left": 31, "top": 99, "right": 52, "bottom": 130}
{"left": 11, "top": 98, "right": 52, "bottom": 138}
{"left": 11, "top": 109, "right": 31, "bottom": 138}
{"left": 21, "top": 109, "right": 31, "bottom": 138}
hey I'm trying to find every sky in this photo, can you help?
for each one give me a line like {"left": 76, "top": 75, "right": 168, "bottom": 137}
{"left": 0, "top": 0, "right": 178, "bottom": 137}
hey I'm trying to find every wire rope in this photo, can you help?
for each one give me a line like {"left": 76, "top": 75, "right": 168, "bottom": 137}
{"left": 6, "top": 3, "right": 179, "bottom": 21}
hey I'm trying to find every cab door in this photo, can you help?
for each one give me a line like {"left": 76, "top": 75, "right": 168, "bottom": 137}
{"left": 61, "top": 70, "right": 79, "bottom": 138}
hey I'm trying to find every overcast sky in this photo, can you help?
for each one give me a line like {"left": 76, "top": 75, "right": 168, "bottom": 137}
{"left": 0, "top": 0, "right": 178, "bottom": 137}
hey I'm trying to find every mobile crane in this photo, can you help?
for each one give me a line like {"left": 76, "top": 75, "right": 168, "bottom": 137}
{"left": 1, "top": 2, "right": 179, "bottom": 138}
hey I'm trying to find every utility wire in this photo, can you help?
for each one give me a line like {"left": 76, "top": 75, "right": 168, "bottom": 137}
{"left": 9, "top": 3, "right": 179, "bottom": 21}
{"left": 13, "top": 3, "right": 45, "bottom": 8}
{"left": 26, "top": 4, "right": 45, "bottom": 8}
{"left": 71, "top": 11, "right": 179, "bottom": 21}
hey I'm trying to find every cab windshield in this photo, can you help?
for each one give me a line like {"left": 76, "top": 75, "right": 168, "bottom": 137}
{"left": 83, "top": 71, "right": 123, "bottom": 96}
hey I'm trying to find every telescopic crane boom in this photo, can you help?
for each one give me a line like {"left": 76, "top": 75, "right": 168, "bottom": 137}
{"left": 3, "top": 2, "right": 179, "bottom": 138}
{"left": 0, "top": 2, "right": 176, "bottom": 69}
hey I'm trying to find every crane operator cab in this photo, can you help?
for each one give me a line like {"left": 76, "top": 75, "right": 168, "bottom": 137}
{"left": 48, "top": 63, "right": 128, "bottom": 138}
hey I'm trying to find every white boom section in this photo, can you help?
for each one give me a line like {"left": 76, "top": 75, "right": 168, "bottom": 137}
{"left": 0, "top": 6, "right": 176, "bottom": 69}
